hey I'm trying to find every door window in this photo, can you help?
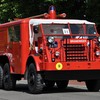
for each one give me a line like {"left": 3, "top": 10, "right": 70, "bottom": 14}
{"left": 8, "top": 25, "right": 20, "bottom": 42}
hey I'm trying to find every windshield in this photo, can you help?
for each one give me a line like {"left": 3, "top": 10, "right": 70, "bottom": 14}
{"left": 42, "top": 24, "right": 70, "bottom": 35}
{"left": 86, "top": 24, "right": 96, "bottom": 34}
{"left": 70, "top": 24, "right": 84, "bottom": 34}
{"left": 42, "top": 24, "right": 96, "bottom": 35}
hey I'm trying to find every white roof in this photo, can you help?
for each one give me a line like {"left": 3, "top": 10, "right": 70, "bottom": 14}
{"left": 29, "top": 19, "right": 95, "bottom": 25}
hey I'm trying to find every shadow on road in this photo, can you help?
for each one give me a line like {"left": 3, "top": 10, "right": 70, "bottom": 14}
{"left": 43, "top": 86, "right": 87, "bottom": 94}
{"left": 10, "top": 83, "right": 88, "bottom": 94}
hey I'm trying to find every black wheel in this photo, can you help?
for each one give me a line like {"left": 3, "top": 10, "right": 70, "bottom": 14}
{"left": 56, "top": 80, "right": 69, "bottom": 89}
{"left": 85, "top": 80, "right": 100, "bottom": 92}
{"left": 0, "top": 65, "right": 3, "bottom": 88}
{"left": 45, "top": 80, "right": 55, "bottom": 88}
{"left": 3, "top": 63, "right": 16, "bottom": 90}
{"left": 27, "top": 63, "right": 43, "bottom": 94}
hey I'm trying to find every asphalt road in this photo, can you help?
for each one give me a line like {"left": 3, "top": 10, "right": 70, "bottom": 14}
{"left": 0, "top": 80, "right": 100, "bottom": 100}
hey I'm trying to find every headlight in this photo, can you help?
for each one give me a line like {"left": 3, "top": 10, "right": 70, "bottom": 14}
{"left": 48, "top": 36, "right": 54, "bottom": 43}
{"left": 55, "top": 51, "right": 60, "bottom": 57}
{"left": 98, "top": 36, "right": 100, "bottom": 42}
{"left": 96, "top": 51, "right": 100, "bottom": 56}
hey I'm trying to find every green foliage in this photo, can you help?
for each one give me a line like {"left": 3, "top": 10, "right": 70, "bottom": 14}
{"left": 0, "top": 0, "right": 53, "bottom": 22}
{"left": 86, "top": 0, "right": 100, "bottom": 24}
{"left": 0, "top": 0, "right": 100, "bottom": 24}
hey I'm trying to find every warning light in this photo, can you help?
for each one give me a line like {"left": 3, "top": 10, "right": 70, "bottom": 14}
{"left": 49, "top": 5, "right": 56, "bottom": 11}
{"left": 49, "top": 5, "right": 56, "bottom": 19}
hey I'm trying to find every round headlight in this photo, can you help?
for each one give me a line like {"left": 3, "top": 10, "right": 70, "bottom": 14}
{"left": 48, "top": 36, "right": 54, "bottom": 43}
{"left": 96, "top": 51, "right": 100, "bottom": 56}
{"left": 98, "top": 36, "right": 100, "bottom": 42}
{"left": 55, "top": 51, "right": 60, "bottom": 57}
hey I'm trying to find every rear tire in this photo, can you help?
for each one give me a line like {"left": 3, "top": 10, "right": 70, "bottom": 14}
{"left": 3, "top": 63, "right": 16, "bottom": 90}
{"left": 0, "top": 65, "right": 3, "bottom": 88}
{"left": 27, "top": 63, "right": 43, "bottom": 94}
{"left": 85, "top": 80, "right": 100, "bottom": 92}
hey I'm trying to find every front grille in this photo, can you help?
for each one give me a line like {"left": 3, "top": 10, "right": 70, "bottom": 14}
{"left": 64, "top": 44, "right": 88, "bottom": 61}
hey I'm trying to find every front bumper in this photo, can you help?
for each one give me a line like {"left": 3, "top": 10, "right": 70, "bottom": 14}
{"left": 42, "top": 70, "right": 100, "bottom": 80}
{"left": 40, "top": 61, "right": 100, "bottom": 71}
{"left": 39, "top": 61, "right": 100, "bottom": 80}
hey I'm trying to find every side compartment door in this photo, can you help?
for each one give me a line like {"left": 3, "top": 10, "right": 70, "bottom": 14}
{"left": 0, "top": 28, "right": 8, "bottom": 53}
{"left": 8, "top": 25, "right": 21, "bottom": 73}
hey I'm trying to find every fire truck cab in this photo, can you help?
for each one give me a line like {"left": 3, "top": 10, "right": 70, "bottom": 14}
{"left": 0, "top": 6, "right": 100, "bottom": 93}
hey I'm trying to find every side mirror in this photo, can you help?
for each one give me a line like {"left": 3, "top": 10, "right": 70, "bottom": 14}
{"left": 33, "top": 26, "right": 39, "bottom": 33}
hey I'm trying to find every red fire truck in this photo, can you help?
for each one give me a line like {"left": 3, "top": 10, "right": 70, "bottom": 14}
{"left": 0, "top": 6, "right": 100, "bottom": 93}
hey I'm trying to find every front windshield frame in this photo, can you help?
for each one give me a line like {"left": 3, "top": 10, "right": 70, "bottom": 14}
{"left": 41, "top": 23, "right": 98, "bottom": 36}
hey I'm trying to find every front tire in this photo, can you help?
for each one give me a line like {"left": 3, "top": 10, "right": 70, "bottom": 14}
{"left": 27, "top": 63, "right": 43, "bottom": 94}
{"left": 3, "top": 63, "right": 16, "bottom": 90}
{"left": 0, "top": 65, "right": 3, "bottom": 88}
{"left": 85, "top": 80, "right": 100, "bottom": 92}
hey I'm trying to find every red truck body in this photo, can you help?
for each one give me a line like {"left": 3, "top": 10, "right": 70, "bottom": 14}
{"left": 0, "top": 6, "right": 100, "bottom": 93}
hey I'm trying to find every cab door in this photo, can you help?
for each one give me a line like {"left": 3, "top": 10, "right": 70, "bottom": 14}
{"left": 0, "top": 28, "right": 8, "bottom": 53}
{"left": 8, "top": 25, "right": 21, "bottom": 74}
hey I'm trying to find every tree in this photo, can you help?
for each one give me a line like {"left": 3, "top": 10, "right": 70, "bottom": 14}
{"left": 0, "top": 0, "right": 100, "bottom": 24}
{"left": 0, "top": 0, "right": 53, "bottom": 23}
{"left": 86, "top": 0, "right": 100, "bottom": 24}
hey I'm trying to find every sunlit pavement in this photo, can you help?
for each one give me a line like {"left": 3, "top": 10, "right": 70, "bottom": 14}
{"left": 0, "top": 80, "right": 100, "bottom": 100}
{"left": 69, "top": 80, "right": 85, "bottom": 86}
